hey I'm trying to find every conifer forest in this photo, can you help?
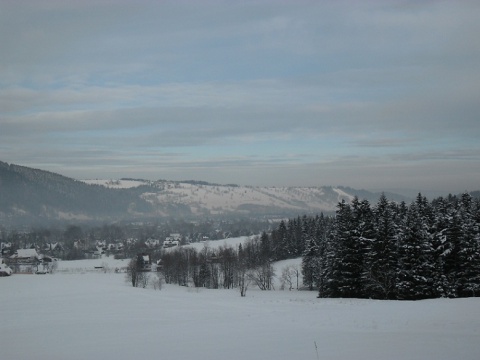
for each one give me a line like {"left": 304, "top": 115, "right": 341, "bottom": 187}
{"left": 160, "top": 193, "right": 480, "bottom": 300}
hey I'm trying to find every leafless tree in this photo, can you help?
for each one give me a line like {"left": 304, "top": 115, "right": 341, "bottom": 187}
{"left": 249, "top": 263, "right": 275, "bottom": 290}
{"left": 126, "top": 258, "right": 140, "bottom": 287}
{"left": 152, "top": 273, "right": 163, "bottom": 290}
{"left": 280, "top": 266, "right": 294, "bottom": 290}
{"left": 238, "top": 266, "right": 250, "bottom": 297}
{"left": 138, "top": 272, "right": 150, "bottom": 288}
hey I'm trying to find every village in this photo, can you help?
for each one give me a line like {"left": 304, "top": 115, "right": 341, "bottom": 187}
{"left": 0, "top": 233, "right": 184, "bottom": 276}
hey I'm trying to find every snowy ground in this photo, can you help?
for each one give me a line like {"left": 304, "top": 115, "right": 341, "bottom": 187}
{"left": 179, "top": 235, "right": 251, "bottom": 252}
{"left": 2, "top": 267, "right": 479, "bottom": 360}
{"left": 55, "top": 256, "right": 129, "bottom": 273}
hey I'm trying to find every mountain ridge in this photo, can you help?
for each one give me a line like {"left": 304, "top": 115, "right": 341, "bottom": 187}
{"left": 1, "top": 160, "right": 412, "bottom": 226}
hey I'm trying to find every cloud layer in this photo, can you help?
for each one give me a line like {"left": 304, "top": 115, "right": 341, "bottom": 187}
{"left": 1, "top": 0, "right": 479, "bottom": 195}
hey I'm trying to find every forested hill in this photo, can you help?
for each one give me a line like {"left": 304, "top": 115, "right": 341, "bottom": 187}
{"left": 3, "top": 160, "right": 474, "bottom": 227}
{"left": 0, "top": 161, "right": 153, "bottom": 225}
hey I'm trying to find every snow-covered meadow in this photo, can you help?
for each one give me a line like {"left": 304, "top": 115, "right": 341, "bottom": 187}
{"left": 2, "top": 238, "right": 480, "bottom": 360}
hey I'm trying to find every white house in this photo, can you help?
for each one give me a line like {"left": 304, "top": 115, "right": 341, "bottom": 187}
{"left": 10, "top": 249, "right": 40, "bottom": 264}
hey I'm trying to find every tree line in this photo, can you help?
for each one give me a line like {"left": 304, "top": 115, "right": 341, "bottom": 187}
{"left": 159, "top": 235, "right": 276, "bottom": 296}
{"left": 303, "top": 193, "right": 480, "bottom": 300}
{"left": 158, "top": 214, "right": 333, "bottom": 294}
{"left": 157, "top": 192, "right": 480, "bottom": 300}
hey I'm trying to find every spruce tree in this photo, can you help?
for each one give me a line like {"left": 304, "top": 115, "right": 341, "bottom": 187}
{"left": 456, "top": 193, "right": 480, "bottom": 297}
{"left": 366, "top": 194, "right": 398, "bottom": 299}
{"left": 330, "top": 200, "right": 363, "bottom": 297}
{"left": 396, "top": 195, "right": 435, "bottom": 300}
{"left": 354, "top": 198, "right": 375, "bottom": 298}
{"left": 302, "top": 234, "right": 319, "bottom": 291}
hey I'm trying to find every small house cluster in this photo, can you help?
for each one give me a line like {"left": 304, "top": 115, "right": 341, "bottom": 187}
{"left": 3, "top": 247, "right": 58, "bottom": 274}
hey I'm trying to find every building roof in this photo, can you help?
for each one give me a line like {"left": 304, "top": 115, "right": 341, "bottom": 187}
{"left": 11, "top": 248, "right": 39, "bottom": 259}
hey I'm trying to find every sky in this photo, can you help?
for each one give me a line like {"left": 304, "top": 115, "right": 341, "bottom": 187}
{"left": 1, "top": 0, "right": 479, "bottom": 196}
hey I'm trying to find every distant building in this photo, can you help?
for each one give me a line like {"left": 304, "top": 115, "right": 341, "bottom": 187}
{"left": 163, "top": 234, "right": 182, "bottom": 248}
{"left": 9, "top": 248, "right": 40, "bottom": 264}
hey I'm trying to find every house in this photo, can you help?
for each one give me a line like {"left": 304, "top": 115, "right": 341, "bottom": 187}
{"left": 1, "top": 242, "right": 12, "bottom": 256}
{"left": 8, "top": 248, "right": 41, "bottom": 273}
{"left": 10, "top": 248, "right": 40, "bottom": 264}
{"left": 163, "top": 234, "right": 182, "bottom": 249}
{"left": 43, "top": 242, "right": 64, "bottom": 257}
{"left": 145, "top": 239, "right": 161, "bottom": 248}
{"left": 163, "top": 240, "right": 180, "bottom": 248}
{"left": 93, "top": 246, "right": 105, "bottom": 257}
{"left": 137, "top": 253, "right": 151, "bottom": 272}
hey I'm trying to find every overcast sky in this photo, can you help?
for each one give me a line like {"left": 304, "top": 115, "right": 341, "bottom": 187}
{"left": 1, "top": 0, "right": 479, "bottom": 195}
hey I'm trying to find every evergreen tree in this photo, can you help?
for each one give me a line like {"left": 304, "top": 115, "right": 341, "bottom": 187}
{"left": 330, "top": 200, "right": 364, "bottom": 297}
{"left": 313, "top": 214, "right": 331, "bottom": 297}
{"left": 366, "top": 194, "right": 398, "bottom": 299}
{"left": 353, "top": 198, "right": 375, "bottom": 298}
{"left": 272, "top": 220, "right": 288, "bottom": 260}
{"left": 456, "top": 193, "right": 480, "bottom": 297}
{"left": 396, "top": 195, "right": 435, "bottom": 299}
{"left": 431, "top": 196, "right": 454, "bottom": 297}
{"left": 302, "top": 233, "right": 319, "bottom": 291}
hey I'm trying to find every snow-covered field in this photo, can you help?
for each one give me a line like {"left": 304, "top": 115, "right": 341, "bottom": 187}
{"left": 180, "top": 235, "right": 251, "bottom": 252}
{"left": 2, "top": 262, "right": 479, "bottom": 360}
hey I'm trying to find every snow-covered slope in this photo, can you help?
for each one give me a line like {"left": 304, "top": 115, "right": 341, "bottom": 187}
{"left": 147, "top": 183, "right": 354, "bottom": 213}
{"left": 84, "top": 179, "right": 375, "bottom": 216}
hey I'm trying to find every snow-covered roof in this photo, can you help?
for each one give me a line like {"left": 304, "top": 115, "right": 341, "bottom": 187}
{"left": 11, "top": 248, "right": 39, "bottom": 259}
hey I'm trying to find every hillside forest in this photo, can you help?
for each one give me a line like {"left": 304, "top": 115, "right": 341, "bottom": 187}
{"left": 159, "top": 192, "right": 480, "bottom": 300}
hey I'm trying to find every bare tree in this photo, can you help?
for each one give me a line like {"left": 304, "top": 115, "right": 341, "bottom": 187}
{"left": 238, "top": 266, "right": 250, "bottom": 297}
{"left": 126, "top": 258, "right": 140, "bottom": 287}
{"left": 138, "top": 272, "right": 150, "bottom": 288}
{"left": 292, "top": 265, "right": 301, "bottom": 290}
{"left": 279, "top": 265, "right": 301, "bottom": 290}
{"left": 152, "top": 273, "right": 163, "bottom": 290}
{"left": 237, "top": 244, "right": 250, "bottom": 297}
{"left": 249, "top": 263, "right": 275, "bottom": 290}
{"left": 280, "top": 266, "right": 294, "bottom": 290}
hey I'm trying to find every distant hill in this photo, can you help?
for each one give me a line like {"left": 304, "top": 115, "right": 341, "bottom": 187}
{"left": 1, "top": 160, "right": 413, "bottom": 226}
{"left": 0, "top": 161, "right": 153, "bottom": 226}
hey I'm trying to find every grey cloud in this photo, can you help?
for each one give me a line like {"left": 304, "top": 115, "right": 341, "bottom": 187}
{"left": 1, "top": 0, "right": 479, "bottom": 192}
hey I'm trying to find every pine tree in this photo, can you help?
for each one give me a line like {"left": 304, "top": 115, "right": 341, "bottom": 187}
{"left": 330, "top": 200, "right": 364, "bottom": 297}
{"left": 431, "top": 196, "right": 454, "bottom": 297}
{"left": 273, "top": 220, "right": 289, "bottom": 260}
{"left": 353, "top": 198, "right": 375, "bottom": 298}
{"left": 314, "top": 214, "right": 332, "bottom": 298}
{"left": 456, "top": 193, "right": 480, "bottom": 297}
{"left": 442, "top": 201, "right": 463, "bottom": 297}
{"left": 302, "top": 234, "right": 319, "bottom": 291}
{"left": 396, "top": 195, "right": 436, "bottom": 300}
{"left": 366, "top": 194, "right": 398, "bottom": 299}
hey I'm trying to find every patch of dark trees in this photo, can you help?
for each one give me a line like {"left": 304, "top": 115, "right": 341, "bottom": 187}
{"left": 304, "top": 193, "right": 480, "bottom": 300}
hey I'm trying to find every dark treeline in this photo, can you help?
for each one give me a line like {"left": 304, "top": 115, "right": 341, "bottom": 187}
{"left": 160, "top": 192, "right": 480, "bottom": 300}
{"left": 161, "top": 233, "right": 276, "bottom": 293}
{"left": 159, "top": 215, "right": 334, "bottom": 291}
{"left": 303, "top": 193, "right": 480, "bottom": 300}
